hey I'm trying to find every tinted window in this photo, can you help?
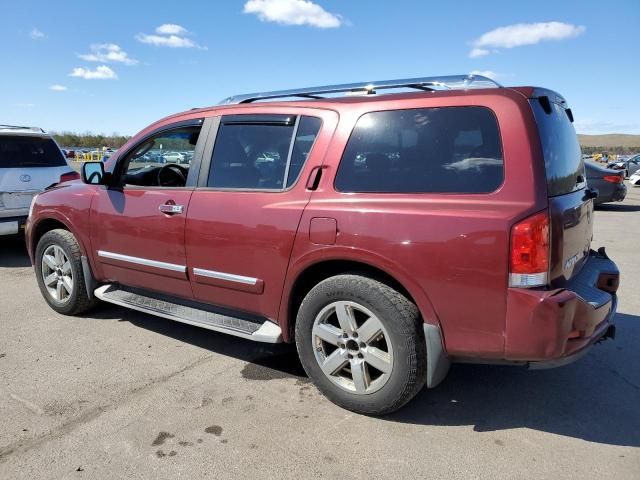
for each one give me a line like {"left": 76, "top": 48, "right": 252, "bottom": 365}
{"left": 530, "top": 99, "right": 585, "bottom": 197}
{"left": 208, "top": 116, "right": 321, "bottom": 190}
{"left": 0, "top": 136, "right": 66, "bottom": 168}
{"left": 287, "top": 116, "right": 322, "bottom": 187}
{"left": 335, "top": 107, "right": 503, "bottom": 193}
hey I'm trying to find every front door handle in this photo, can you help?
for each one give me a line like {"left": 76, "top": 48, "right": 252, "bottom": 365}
{"left": 159, "top": 203, "right": 184, "bottom": 215}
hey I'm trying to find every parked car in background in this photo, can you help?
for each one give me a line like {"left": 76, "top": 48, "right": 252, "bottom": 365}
{"left": 586, "top": 161, "right": 626, "bottom": 205}
{"left": 629, "top": 170, "right": 640, "bottom": 186}
{"left": 26, "top": 75, "right": 620, "bottom": 415}
{"left": 607, "top": 153, "right": 640, "bottom": 178}
{"left": 0, "top": 125, "right": 76, "bottom": 236}
{"left": 161, "top": 152, "right": 185, "bottom": 164}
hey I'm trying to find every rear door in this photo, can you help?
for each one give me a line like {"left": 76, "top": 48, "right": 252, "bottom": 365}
{"left": 529, "top": 96, "right": 593, "bottom": 284}
{"left": 185, "top": 110, "right": 337, "bottom": 320}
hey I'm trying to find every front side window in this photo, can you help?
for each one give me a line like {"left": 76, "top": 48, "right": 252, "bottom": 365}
{"left": 335, "top": 107, "right": 504, "bottom": 194}
{"left": 123, "top": 126, "right": 201, "bottom": 187}
{"left": 207, "top": 115, "right": 322, "bottom": 190}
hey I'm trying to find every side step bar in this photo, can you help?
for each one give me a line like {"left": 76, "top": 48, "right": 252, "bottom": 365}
{"left": 94, "top": 285, "right": 282, "bottom": 343}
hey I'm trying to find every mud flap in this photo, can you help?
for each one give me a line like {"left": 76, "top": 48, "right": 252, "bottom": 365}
{"left": 424, "top": 323, "right": 450, "bottom": 388}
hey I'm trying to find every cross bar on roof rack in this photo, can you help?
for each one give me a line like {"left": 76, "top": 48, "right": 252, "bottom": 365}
{"left": 219, "top": 74, "right": 501, "bottom": 105}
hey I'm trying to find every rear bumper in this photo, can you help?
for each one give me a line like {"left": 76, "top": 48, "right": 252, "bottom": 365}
{"left": 504, "top": 249, "right": 619, "bottom": 364}
{"left": 595, "top": 183, "right": 626, "bottom": 204}
{"left": 0, "top": 215, "right": 28, "bottom": 236}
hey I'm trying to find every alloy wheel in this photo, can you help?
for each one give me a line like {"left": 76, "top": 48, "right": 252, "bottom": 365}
{"left": 41, "top": 245, "right": 73, "bottom": 303}
{"left": 312, "top": 301, "right": 393, "bottom": 394}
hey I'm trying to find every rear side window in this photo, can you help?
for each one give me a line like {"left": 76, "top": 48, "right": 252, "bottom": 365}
{"left": 530, "top": 99, "right": 585, "bottom": 197}
{"left": 287, "top": 116, "right": 322, "bottom": 187}
{"left": 335, "top": 107, "right": 503, "bottom": 193}
{"left": 0, "top": 136, "right": 66, "bottom": 168}
{"left": 207, "top": 115, "right": 321, "bottom": 190}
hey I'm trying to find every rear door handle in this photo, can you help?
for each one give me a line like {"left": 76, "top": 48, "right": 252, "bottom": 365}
{"left": 159, "top": 203, "right": 184, "bottom": 215}
{"left": 306, "top": 166, "right": 326, "bottom": 190}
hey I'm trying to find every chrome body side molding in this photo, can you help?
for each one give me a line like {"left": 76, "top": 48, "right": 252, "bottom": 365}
{"left": 193, "top": 267, "right": 258, "bottom": 286}
{"left": 97, "top": 250, "right": 186, "bottom": 273}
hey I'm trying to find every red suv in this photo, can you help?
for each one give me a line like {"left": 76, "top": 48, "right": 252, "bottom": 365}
{"left": 26, "top": 75, "right": 620, "bottom": 415}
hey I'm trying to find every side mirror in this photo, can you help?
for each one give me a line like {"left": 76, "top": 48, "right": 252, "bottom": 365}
{"left": 81, "top": 162, "right": 105, "bottom": 185}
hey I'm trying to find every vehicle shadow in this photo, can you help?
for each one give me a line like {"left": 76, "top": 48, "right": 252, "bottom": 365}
{"left": 89, "top": 303, "right": 306, "bottom": 377}
{"left": 91, "top": 303, "right": 640, "bottom": 447}
{"left": 386, "top": 312, "right": 640, "bottom": 447}
{"left": 0, "top": 237, "right": 32, "bottom": 268}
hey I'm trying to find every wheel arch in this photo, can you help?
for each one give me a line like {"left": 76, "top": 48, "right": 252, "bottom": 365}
{"left": 30, "top": 215, "right": 78, "bottom": 257}
{"left": 281, "top": 255, "right": 442, "bottom": 344}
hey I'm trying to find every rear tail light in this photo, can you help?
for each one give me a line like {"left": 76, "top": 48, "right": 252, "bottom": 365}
{"left": 59, "top": 171, "right": 80, "bottom": 183}
{"left": 509, "top": 211, "right": 549, "bottom": 288}
{"left": 603, "top": 175, "right": 623, "bottom": 184}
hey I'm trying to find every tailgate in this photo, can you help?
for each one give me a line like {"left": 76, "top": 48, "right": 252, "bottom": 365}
{"left": 528, "top": 94, "right": 592, "bottom": 285}
{"left": 548, "top": 189, "right": 593, "bottom": 284}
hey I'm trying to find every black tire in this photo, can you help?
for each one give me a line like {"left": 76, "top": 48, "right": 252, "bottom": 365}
{"left": 295, "top": 274, "right": 427, "bottom": 415}
{"left": 34, "top": 229, "right": 98, "bottom": 315}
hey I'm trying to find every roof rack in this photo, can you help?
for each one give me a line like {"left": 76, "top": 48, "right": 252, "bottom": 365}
{"left": 0, "top": 124, "right": 45, "bottom": 133}
{"left": 219, "top": 74, "right": 502, "bottom": 105}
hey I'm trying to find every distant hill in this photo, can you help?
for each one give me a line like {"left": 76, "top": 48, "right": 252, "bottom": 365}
{"left": 578, "top": 134, "right": 640, "bottom": 152}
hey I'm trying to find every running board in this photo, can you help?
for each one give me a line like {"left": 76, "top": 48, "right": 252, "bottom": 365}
{"left": 94, "top": 285, "right": 282, "bottom": 343}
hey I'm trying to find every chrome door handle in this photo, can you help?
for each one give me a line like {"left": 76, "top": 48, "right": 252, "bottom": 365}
{"left": 159, "top": 204, "right": 184, "bottom": 215}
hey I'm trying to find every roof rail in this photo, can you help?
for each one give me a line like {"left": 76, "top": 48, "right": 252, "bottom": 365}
{"left": 219, "top": 74, "right": 502, "bottom": 105}
{"left": 0, "top": 124, "right": 45, "bottom": 133}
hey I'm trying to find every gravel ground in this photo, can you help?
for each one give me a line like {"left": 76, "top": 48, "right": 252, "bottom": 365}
{"left": 0, "top": 184, "right": 639, "bottom": 479}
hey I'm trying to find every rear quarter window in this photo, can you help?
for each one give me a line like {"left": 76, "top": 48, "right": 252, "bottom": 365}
{"left": 334, "top": 107, "right": 504, "bottom": 194}
{"left": 0, "top": 136, "right": 66, "bottom": 168}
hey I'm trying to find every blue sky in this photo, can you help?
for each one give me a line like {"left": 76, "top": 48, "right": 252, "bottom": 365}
{"left": 1, "top": 0, "right": 638, "bottom": 136}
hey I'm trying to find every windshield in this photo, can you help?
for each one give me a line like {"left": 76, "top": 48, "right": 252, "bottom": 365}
{"left": 0, "top": 136, "right": 67, "bottom": 168}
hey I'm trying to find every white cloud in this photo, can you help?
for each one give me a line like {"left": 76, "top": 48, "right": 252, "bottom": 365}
{"left": 78, "top": 44, "right": 138, "bottom": 65}
{"left": 469, "top": 48, "right": 490, "bottom": 58}
{"left": 469, "top": 22, "right": 585, "bottom": 57}
{"left": 136, "top": 24, "right": 206, "bottom": 49}
{"left": 49, "top": 84, "right": 68, "bottom": 91}
{"left": 15, "top": 103, "right": 35, "bottom": 108}
{"left": 243, "top": 0, "right": 343, "bottom": 28}
{"left": 470, "top": 70, "right": 500, "bottom": 80}
{"left": 69, "top": 65, "right": 118, "bottom": 80}
{"left": 29, "top": 28, "right": 46, "bottom": 40}
{"left": 155, "top": 24, "right": 188, "bottom": 35}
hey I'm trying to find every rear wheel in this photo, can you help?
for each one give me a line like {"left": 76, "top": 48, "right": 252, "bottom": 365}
{"left": 295, "top": 275, "right": 427, "bottom": 415}
{"left": 35, "top": 229, "right": 98, "bottom": 315}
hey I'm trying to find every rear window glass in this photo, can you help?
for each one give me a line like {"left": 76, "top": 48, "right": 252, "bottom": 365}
{"left": 0, "top": 136, "right": 66, "bottom": 168}
{"left": 335, "top": 107, "right": 503, "bottom": 193}
{"left": 530, "top": 99, "right": 585, "bottom": 197}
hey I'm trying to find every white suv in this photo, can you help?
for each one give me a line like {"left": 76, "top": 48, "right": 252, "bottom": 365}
{"left": 0, "top": 125, "right": 73, "bottom": 236}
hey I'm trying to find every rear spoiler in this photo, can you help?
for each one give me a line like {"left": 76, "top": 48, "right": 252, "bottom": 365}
{"left": 511, "top": 86, "right": 574, "bottom": 122}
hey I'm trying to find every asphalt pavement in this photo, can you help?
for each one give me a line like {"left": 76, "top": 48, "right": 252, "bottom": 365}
{"left": 1, "top": 185, "right": 639, "bottom": 479}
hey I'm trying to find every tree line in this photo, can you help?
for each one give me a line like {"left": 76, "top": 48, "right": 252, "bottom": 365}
{"left": 581, "top": 146, "right": 639, "bottom": 155}
{"left": 51, "top": 132, "right": 131, "bottom": 149}
{"left": 50, "top": 132, "right": 638, "bottom": 155}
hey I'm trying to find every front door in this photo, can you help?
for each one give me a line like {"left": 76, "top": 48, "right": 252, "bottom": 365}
{"left": 90, "top": 120, "right": 207, "bottom": 299}
{"left": 185, "top": 110, "right": 336, "bottom": 320}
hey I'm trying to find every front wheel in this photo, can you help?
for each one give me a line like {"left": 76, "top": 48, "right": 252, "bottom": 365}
{"left": 295, "top": 275, "right": 428, "bottom": 415}
{"left": 35, "top": 229, "right": 98, "bottom": 315}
